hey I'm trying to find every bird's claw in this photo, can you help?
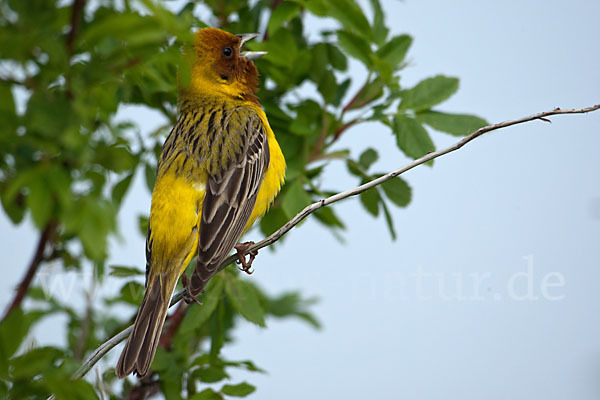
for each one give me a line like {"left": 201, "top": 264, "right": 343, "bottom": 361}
{"left": 181, "top": 273, "right": 203, "bottom": 305}
{"left": 235, "top": 241, "right": 258, "bottom": 275}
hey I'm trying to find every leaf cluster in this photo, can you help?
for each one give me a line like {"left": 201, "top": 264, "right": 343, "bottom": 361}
{"left": 0, "top": 0, "right": 486, "bottom": 398}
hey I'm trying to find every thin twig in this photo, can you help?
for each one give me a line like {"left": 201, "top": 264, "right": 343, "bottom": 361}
{"left": 68, "top": 104, "right": 600, "bottom": 382}
{"left": 2, "top": 222, "right": 56, "bottom": 322}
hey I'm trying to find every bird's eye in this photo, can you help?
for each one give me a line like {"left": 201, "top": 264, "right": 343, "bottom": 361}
{"left": 222, "top": 47, "right": 233, "bottom": 57}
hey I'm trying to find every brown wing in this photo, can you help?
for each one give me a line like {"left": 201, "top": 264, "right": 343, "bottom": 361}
{"left": 188, "top": 110, "right": 269, "bottom": 294}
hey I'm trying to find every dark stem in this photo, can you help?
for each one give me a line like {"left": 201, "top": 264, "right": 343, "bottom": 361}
{"left": 2, "top": 222, "right": 56, "bottom": 322}
{"left": 333, "top": 119, "right": 359, "bottom": 141}
{"left": 127, "top": 376, "right": 160, "bottom": 400}
{"left": 66, "top": 0, "right": 86, "bottom": 57}
{"left": 65, "top": 0, "right": 86, "bottom": 98}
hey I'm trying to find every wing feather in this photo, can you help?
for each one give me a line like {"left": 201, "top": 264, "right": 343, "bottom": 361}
{"left": 189, "top": 110, "right": 269, "bottom": 293}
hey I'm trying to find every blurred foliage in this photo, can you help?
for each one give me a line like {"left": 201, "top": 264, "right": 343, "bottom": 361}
{"left": 0, "top": 0, "right": 486, "bottom": 398}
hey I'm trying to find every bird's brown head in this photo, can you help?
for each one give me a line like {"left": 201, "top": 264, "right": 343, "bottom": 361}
{"left": 182, "top": 28, "right": 266, "bottom": 104}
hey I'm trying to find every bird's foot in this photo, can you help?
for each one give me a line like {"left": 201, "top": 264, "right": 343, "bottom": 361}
{"left": 181, "top": 273, "right": 203, "bottom": 306}
{"left": 235, "top": 241, "right": 258, "bottom": 275}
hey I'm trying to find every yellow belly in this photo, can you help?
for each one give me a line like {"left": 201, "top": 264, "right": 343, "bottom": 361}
{"left": 149, "top": 170, "right": 203, "bottom": 277}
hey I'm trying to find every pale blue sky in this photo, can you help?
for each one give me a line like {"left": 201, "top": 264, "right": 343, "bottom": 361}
{"left": 1, "top": 0, "right": 599, "bottom": 399}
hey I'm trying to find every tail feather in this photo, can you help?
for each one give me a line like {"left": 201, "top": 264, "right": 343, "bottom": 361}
{"left": 116, "top": 275, "right": 175, "bottom": 378}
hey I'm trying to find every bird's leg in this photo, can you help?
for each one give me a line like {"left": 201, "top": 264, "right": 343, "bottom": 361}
{"left": 235, "top": 241, "right": 258, "bottom": 275}
{"left": 181, "top": 273, "right": 203, "bottom": 306}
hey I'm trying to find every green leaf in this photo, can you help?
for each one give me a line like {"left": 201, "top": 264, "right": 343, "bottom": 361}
{"left": 195, "top": 365, "right": 229, "bottom": 383}
{"left": 69, "top": 197, "right": 115, "bottom": 262}
{"left": 225, "top": 277, "right": 266, "bottom": 327}
{"left": 80, "top": 12, "right": 166, "bottom": 49}
{"left": 0, "top": 84, "right": 14, "bottom": 114}
{"left": 115, "top": 281, "right": 145, "bottom": 306}
{"left": 289, "top": 0, "right": 329, "bottom": 16}
{"left": 27, "top": 175, "right": 52, "bottom": 228}
{"left": 109, "top": 265, "right": 144, "bottom": 277}
{"left": 358, "top": 148, "right": 378, "bottom": 170}
{"left": 327, "top": 44, "right": 348, "bottom": 71}
{"left": 376, "top": 34, "right": 412, "bottom": 68}
{"left": 359, "top": 186, "right": 380, "bottom": 216}
{"left": 417, "top": 110, "right": 488, "bottom": 136}
{"left": 151, "top": 347, "right": 185, "bottom": 387}
{"left": 337, "top": 30, "right": 373, "bottom": 67}
{"left": 178, "top": 275, "right": 224, "bottom": 335}
{"left": 314, "top": 206, "right": 345, "bottom": 229}
{"left": 11, "top": 346, "right": 64, "bottom": 379}
{"left": 45, "top": 371, "right": 100, "bottom": 400}
{"left": 0, "top": 83, "right": 18, "bottom": 129}
{"left": 97, "top": 145, "right": 137, "bottom": 173}
{"left": 373, "top": 57, "right": 393, "bottom": 83}
{"left": 111, "top": 172, "right": 134, "bottom": 207}
{"left": 399, "top": 75, "right": 459, "bottom": 111}
{"left": 0, "top": 183, "right": 26, "bottom": 224}
{"left": 380, "top": 199, "right": 397, "bottom": 240}
{"left": 220, "top": 382, "right": 256, "bottom": 397}
{"left": 333, "top": 78, "right": 351, "bottom": 107}
{"left": 0, "top": 308, "right": 26, "bottom": 378}
{"left": 281, "top": 179, "right": 311, "bottom": 219}
{"left": 190, "top": 388, "right": 223, "bottom": 400}
{"left": 260, "top": 29, "right": 297, "bottom": 67}
{"left": 369, "top": 0, "right": 389, "bottom": 45}
{"left": 260, "top": 206, "right": 288, "bottom": 236}
{"left": 288, "top": 100, "right": 321, "bottom": 136}
{"left": 138, "top": 215, "right": 149, "bottom": 236}
{"left": 26, "top": 92, "right": 71, "bottom": 138}
{"left": 267, "top": 292, "right": 321, "bottom": 329}
{"left": 346, "top": 160, "right": 364, "bottom": 178}
{"left": 345, "top": 78, "right": 384, "bottom": 111}
{"left": 209, "top": 302, "right": 225, "bottom": 359}
{"left": 231, "top": 360, "right": 266, "bottom": 373}
{"left": 145, "top": 162, "right": 156, "bottom": 191}
{"left": 268, "top": 2, "right": 301, "bottom": 35}
{"left": 381, "top": 177, "right": 412, "bottom": 207}
{"left": 393, "top": 114, "right": 435, "bottom": 161}
{"left": 326, "top": 0, "right": 373, "bottom": 40}
{"left": 318, "top": 69, "right": 337, "bottom": 104}
{"left": 309, "top": 43, "right": 328, "bottom": 82}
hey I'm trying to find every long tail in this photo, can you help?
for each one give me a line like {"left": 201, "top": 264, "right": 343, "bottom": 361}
{"left": 115, "top": 274, "right": 176, "bottom": 378}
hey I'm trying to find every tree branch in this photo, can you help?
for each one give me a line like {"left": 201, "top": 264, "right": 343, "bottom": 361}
{"left": 68, "top": 103, "right": 600, "bottom": 382}
{"left": 66, "top": 0, "right": 86, "bottom": 57}
{"left": 2, "top": 222, "right": 56, "bottom": 322}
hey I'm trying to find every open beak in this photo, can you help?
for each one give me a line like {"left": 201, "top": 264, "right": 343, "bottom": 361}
{"left": 237, "top": 33, "right": 267, "bottom": 60}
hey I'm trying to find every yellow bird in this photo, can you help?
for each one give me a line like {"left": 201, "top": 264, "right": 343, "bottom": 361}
{"left": 116, "top": 28, "right": 285, "bottom": 378}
